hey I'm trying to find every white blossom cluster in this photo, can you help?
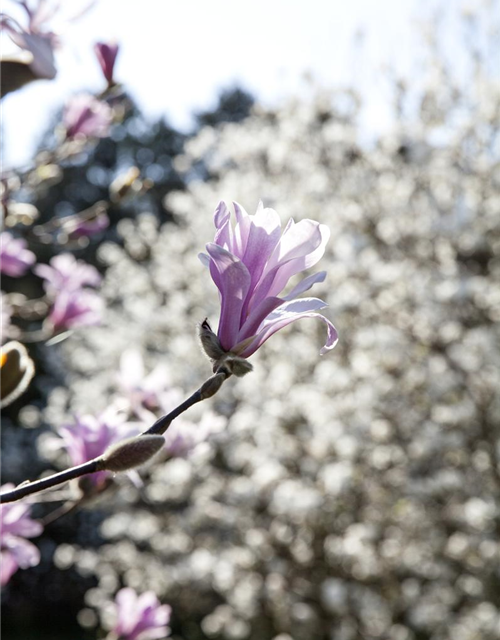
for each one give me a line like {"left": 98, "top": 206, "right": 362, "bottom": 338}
{"left": 32, "top": 60, "right": 500, "bottom": 639}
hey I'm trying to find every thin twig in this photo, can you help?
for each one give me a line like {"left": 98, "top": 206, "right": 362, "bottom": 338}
{"left": 0, "top": 368, "right": 231, "bottom": 505}
{"left": 40, "top": 499, "right": 83, "bottom": 526}
{"left": 0, "top": 460, "right": 100, "bottom": 504}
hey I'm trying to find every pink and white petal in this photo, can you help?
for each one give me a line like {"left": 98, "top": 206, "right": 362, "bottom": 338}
{"left": 206, "top": 243, "right": 251, "bottom": 351}
{"left": 3, "top": 535, "right": 41, "bottom": 569}
{"left": 2, "top": 502, "right": 32, "bottom": 528}
{"left": 265, "top": 297, "right": 329, "bottom": 318}
{"left": 282, "top": 271, "right": 327, "bottom": 301}
{"left": 0, "top": 550, "right": 18, "bottom": 585}
{"left": 236, "top": 296, "right": 283, "bottom": 344}
{"left": 4, "top": 510, "right": 42, "bottom": 538}
{"left": 198, "top": 252, "right": 211, "bottom": 268}
{"left": 33, "top": 263, "right": 54, "bottom": 282}
{"left": 265, "top": 219, "right": 325, "bottom": 273}
{"left": 114, "top": 588, "right": 141, "bottom": 633}
{"left": 214, "top": 218, "right": 234, "bottom": 252}
{"left": 57, "top": 424, "right": 88, "bottom": 464}
{"left": 116, "top": 587, "right": 139, "bottom": 610}
{"left": 241, "top": 204, "right": 282, "bottom": 293}
{"left": 232, "top": 202, "right": 252, "bottom": 259}
{"left": 201, "top": 249, "right": 224, "bottom": 293}
{"left": 143, "top": 627, "right": 172, "bottom": 640}
{"left": 238, "top": 298, "right": 338, "bottom": 358}
{"left": 213, "top": 201, "right": 233, "bottom": 250}
{"left": 265, "top": 224, "right": 330, "bottom": 298}
{"left": 137, "top": 591, "right": 160, "bottom": 610}
{"left": 155, "top": 604, "right": 173, "bottom": 626}
{"left": 251, "top": 221, "right": 327, "bottom": 305}
{"left": 214, "top": 201, "right": 230, "bottom": 230}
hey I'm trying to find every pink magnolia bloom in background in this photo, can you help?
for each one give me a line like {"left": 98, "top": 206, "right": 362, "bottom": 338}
{"left": 47, "top": 410, "right": 142, "bottom": 487}
{"left": 63, "top": 210, "right": 110, "bottom": 239}
{"left": 35, "top": 254, "right": 103, "bottom": 332}
{"left": 94, "top": 41, "right": 119, "bottom": 86}
{"left": 1, "top": 0, "right": 58, "bottom": 81}
{"left": 117, "top": 349, "right": 175, "bottom": 420}
{"left": 200, "top": 201, "right": 338, "bottom": 358}
{"left": 111, "top": 588, "right": 171, "bottom": 640}
{"left": 0, "top": 232, "right": 36, "bottom": 277}
{"left": 35, "top": 253, "right": 101, "bottom": 294}
{"left": 63, "top": 94, "right": 112, "bottom": 140}
{"left": 163, "top": 411, "right": 226, "bottom": 458}
{"left": 0, "top": 484, "right": 43, "bottom": 586}
{"left": 46, "top": 289, "right": 103, "bottom": 332}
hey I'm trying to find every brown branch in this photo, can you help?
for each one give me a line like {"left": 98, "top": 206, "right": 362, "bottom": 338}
{"left": 0, "top": 369, "right": 231, "bottom": 505}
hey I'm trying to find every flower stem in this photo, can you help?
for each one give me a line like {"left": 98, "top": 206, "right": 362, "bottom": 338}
{"left": 0, "top": 369, "right": 231, "bottom": 504}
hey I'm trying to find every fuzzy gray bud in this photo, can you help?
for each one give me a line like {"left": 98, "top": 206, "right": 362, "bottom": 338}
{"left": 200, "top": 372, "right": 226, "bottom": 399}
{"left": 199, "top": 319, "right": 226, "bottom": 361}
{"left": 225, "top": 356, "right": 253, "bottom": 377}
{"left": 212, "top": 355, "right": 253, "bottom": 377}
{"left": 99, "top": 435, "right": 165, "bottom": 473}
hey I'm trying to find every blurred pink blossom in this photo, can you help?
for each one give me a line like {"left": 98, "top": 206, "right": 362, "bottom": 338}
{"left": 163, "top": 411, "right": 226, "bottom": 458}
{"left": 35, "top": 254, "right": 103, "bottom": 332}
{"left": 111, "top": 588, "right": 171, "bottom": 640}
{"left": 200, "top": 201, "right": 338, "bottom": 358}
{"left": 0, "top": 232, "right": 35, "bottom": 277}
{"left": 46, "top": 289, "right": 103, "bottom": 332}
{"left": 94, "top": 41, "right": 119, "bottom": 86}
{"left": 64, "top": 210, "right": 110, "bottom": 239}
{"left": 48, "top": 409, "right": 142, "bottom": 487}
{"left": 63, "top": 94, "right": 112, "bottom": 140}
{"left": 35, "top": 253, "right": 101, "bottom": 294}
{"left": 0, "top": 484, "right": 43, "bottom": 586}
{"left": 117, "top": 349, "right": 176, "bottom": 419}
{"left": 1, "top": 0, "right": 58, "bottom": 80}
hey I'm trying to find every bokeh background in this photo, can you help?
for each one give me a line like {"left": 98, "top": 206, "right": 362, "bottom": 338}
{"left": 1, "top": 0, "right": 500, "bottom": 639}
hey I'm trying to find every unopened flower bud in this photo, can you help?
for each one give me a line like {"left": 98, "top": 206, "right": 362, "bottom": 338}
{"left": 230, "top": 356, "right": 253, "bottom": 378}
{"left": 212, "top": 354, "right": 253, "bottom": 377}
{"left": 199, "top": 319, "right": 226, "bottom": 361}
{"left": 99, "top": 435, "right": 165, "bottom": 473}
{"left": 199, "top": 372, "right": 226, "bottom": 400}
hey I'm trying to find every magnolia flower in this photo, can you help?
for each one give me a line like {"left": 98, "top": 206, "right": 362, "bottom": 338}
{"left": 0, "top": 232, "right": 36, "bottom": 277}
{"left": 63, "top": 94, "right": 112, "bottom": 140}
{"left": 163, "top": 411, "right": 226, "bottom": 458}
{"left": 0, "top": 484, "right": 43, "bottom": 586}
{"left": 94, "top": 41, "right": 119, "bottom": 86}
{"left": 48, "top": 410, "right": 142, "bottom": 487}
{"left": 46, "top": 289, "right": 103, "bottom": 332}
{"left": 199, "top": 201, "right": 338, "bottom": 359}
{"left": 63, "top": 209, "right": 110, "bottom": 239}
{"left": 110, "top": 588, "right": 171, "bottom": 640}
{"left": 34, "top": 253, "right": 101, "bottom": 294}
{"left": 1, "top": 0, "right": 58, "bottom": 88}
{"left": 117, "top": 349, "right": 176, "bottom": 421}
{"left": 36, "top": 255, "right": 102, "bottom": 333}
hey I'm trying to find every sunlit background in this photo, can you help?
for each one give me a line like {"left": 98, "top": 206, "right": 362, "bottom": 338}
{"left": 3, "top": 0, "right": 495, "bottom": 167}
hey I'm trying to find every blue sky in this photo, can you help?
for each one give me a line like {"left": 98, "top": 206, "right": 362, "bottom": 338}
{"left": 1, "top": 0, "right": 490, "bottom": 167}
